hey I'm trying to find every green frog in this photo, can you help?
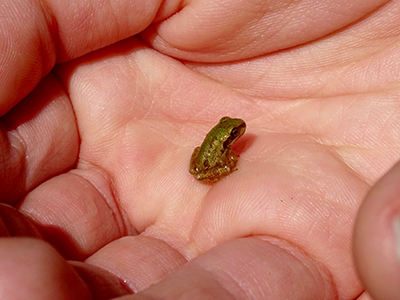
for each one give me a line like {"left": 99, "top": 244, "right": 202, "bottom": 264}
{"left": 189, "top": 116, "right": 246, "bottom": 183}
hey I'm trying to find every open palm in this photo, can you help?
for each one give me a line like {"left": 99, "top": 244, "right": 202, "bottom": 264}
{"left": 1, "top": 1, "right": 399, "bottom": 299}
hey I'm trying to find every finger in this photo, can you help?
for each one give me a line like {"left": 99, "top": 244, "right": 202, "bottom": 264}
{"left": 0, "top": 238, "right": 90, "bottom": 300}
{"left": 0, "top": 204, "right": 43, "bottom": 238}
{"left": 19, "top": 171, "right": 124, "bottom": 259}
{"left": 142, "top": 0, "right": 388, "bottom": 62}
{"left": 0, "top": 200, "right": 129, "bottom": 297}
{"left": 70, "top": 261, "right": 132, "bottom": 299}
{"left": 0, "top": 0, "right": 163, "bottom": 116}
{"left": 85, "top": 235, "right": 187, "bottom": 292}
{"left": 0, "top": 74, "right": 78, "bottom": 204}
{"left": 353, "top": 160, "right": 400, "bottom": 300}
{"left": 102, "top": 237, "right": 336, "bottom": 299}
{"left": 0, "top": 237, "right": 129, "bottom": 299}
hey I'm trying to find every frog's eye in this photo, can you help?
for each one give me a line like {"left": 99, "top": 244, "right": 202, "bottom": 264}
{"left": 231, "top": 127, "right": 239, "bottom": 137}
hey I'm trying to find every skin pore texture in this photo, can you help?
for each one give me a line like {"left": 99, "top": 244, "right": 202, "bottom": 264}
{"left": 1, "top": 0, "right": 400, "bottom": 299}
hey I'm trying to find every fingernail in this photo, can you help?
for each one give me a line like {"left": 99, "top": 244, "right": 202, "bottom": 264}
{"left": 393, "top": 214, "right": 400, "bottom": 264}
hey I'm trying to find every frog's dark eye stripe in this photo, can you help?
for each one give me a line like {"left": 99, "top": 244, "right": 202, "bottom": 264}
{"left": 223, "top": 127, "right": 242, "bottom": 148}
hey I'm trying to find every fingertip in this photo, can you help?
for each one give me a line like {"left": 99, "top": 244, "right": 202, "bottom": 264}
{"left": 353, "top": 161, "right": 400, "bottom": 300}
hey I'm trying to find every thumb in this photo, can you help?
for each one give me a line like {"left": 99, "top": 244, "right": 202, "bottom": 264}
{"left": 353, "top": 161, "right": 400, "bottom": 300}
{"left": 0, "top": 0, "right": 161, "bottom": 116}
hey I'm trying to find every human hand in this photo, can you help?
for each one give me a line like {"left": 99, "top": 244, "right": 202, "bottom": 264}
{"left": 1, "top": 0, "right": 399, "bottom": 299}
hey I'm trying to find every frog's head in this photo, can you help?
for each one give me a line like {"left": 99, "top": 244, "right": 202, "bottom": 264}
{"left": 218, "top": 116, "right": 246, "bottom": 148}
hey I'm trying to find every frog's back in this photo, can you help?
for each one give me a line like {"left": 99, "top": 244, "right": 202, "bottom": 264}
{"left": 196, "top": 117, "right": 245, "bottom": 167}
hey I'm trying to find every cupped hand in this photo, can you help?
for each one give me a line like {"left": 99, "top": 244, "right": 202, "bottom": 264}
{"left": 1, "top": 0, "right": 399, "bottom": 299}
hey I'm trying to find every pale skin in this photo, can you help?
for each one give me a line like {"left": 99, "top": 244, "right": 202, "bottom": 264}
{"left": 1, "top": 0, "right": 400, "bottom": 299}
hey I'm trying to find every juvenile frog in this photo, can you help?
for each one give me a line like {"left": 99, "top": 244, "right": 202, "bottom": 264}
{"left": 189, "top": 116, "right": 246, "bottom": 183}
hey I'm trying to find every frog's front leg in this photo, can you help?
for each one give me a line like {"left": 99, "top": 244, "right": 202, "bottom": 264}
{"left": 225, "top": 149, "right": 238, "bottom": 170}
